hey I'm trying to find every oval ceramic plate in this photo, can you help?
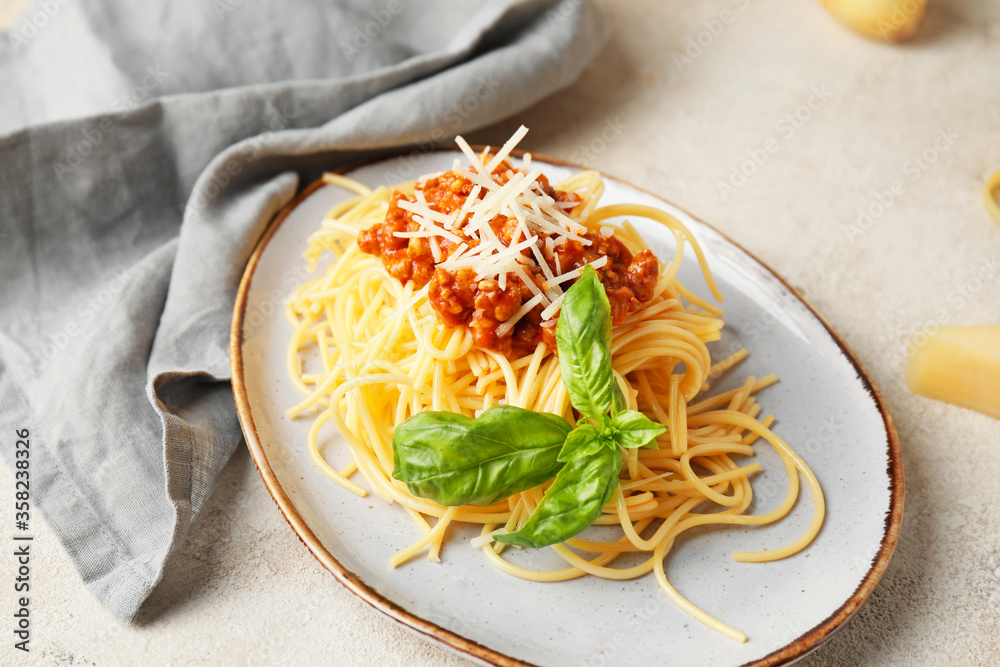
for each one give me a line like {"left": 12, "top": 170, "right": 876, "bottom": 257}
{"left": 231, "top": 150, "right": 903, "bottom": 667}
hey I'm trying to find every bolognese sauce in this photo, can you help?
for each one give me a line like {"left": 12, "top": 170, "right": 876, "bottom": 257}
{"left": 358, "top": 157, "right": 659, "bottom": 354}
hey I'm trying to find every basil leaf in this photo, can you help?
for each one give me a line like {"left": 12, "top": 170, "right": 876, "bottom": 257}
{"left": 556, "top": 265, "right": 620, "bottom": 422}
{"left": 611, "top": 410, "right": 667, "bottom": 449}
{"left": 611, "top": 376, "right": 627, "bottom": 415}
{"left": 392, "top": 406, "right": 572, "bottom": 506}
{"left": 557, "top": 423, "right": 609, "bottom": 463}
{"left": 495, "top": 444, "right": 621, "bottom": 548}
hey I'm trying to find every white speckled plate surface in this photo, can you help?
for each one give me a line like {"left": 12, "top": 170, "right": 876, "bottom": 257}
{"left": 231, "top": 150, "right": 902, "bottom": 667}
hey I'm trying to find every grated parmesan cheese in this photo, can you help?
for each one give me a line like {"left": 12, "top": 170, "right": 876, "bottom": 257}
{"left": 496, "top": 293, "right": 545, "bottom": 337}
{"left": 470, "top": 527, "right": 509, "bottom": 548}
{"left": 381, "top": 127, "right": 620, "bottom": 339}
{"left": 544, "top": 256, "right": 609, "bottom": 289}
{"left": 540, "top": 293, "right": 566, "bottom": 320}
{"left": 484, "top": 125, "right": 529, "bottom": 174}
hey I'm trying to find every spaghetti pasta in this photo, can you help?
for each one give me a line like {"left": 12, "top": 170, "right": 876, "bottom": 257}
{"left": 284, "top": 136, "right": 824, "bottom": 642}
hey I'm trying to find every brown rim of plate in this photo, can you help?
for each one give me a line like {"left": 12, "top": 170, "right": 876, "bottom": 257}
{"left": 230, "top": 146, "right": 904, "bottom": 667}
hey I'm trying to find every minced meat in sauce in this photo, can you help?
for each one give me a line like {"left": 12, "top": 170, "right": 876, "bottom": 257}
{"left": 357, "top": 159, "right": 659, "bottom": 355}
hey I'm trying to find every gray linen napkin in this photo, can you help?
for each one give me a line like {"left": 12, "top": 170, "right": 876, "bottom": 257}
{"left": 0, "top": 0, "right": 606, "bottom": 622}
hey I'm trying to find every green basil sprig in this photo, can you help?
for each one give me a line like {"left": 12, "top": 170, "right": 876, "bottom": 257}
{"left": 392, "top": 406, "right": 572, "bottom": 506}
{"left": 496, "top": 444, "right": 622, "bottom": 548}
{"left": 496, "top": 266, "right": 665, "bottom": 548}
{"left": 391, "top": 265, "right": 667, "bottom": 547}
{"left": 554, "top": 265, "right": 626, "bottom": 421}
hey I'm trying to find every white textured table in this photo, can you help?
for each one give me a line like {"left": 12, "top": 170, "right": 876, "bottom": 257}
{"left": 3, "top": 1, "right": 1000, "bottom": 665}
